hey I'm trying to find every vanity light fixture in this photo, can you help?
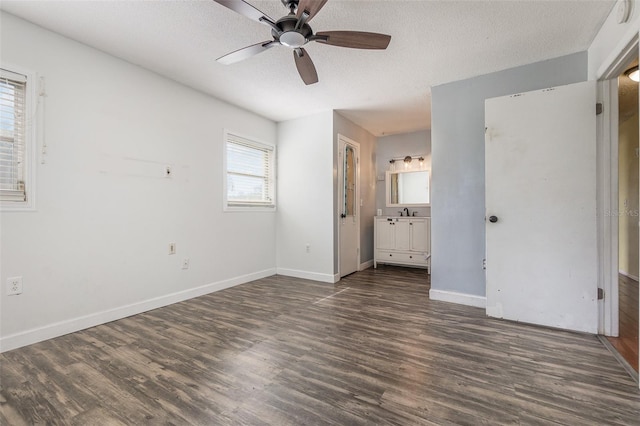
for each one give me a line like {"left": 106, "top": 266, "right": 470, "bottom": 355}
{"left": 403, "top": 156, "right": 412, "bottom": 169}
{"left": 625, "top": 65, "right": 639, "bottom": 82}
{"left": 389, "top": 155, "right": 427, "bottom": 171}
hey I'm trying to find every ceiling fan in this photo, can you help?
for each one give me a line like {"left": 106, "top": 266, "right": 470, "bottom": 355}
{"left": 213, "top": 0, "right": 392, "bottom": 85}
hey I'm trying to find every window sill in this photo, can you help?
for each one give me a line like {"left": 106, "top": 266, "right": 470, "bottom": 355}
{"left": 224, "top": 204, "right": 276, "bottom": 212}
{"left": 1, "top": 202, "right": 36, "bottom": 212}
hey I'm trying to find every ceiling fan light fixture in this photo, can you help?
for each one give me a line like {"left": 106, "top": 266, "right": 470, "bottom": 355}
{"left": 280, "top": 31, "right": 307, "bottom": 48}
{"left": 625, "top": 65, "right": 639, "bottom": 82}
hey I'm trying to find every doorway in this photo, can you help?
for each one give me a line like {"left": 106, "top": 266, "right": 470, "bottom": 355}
{"left": 337, "top": 135, "right": 360, "bottom": 278}
{"left": 608, "top": 57, "right": 640, "bottom": 373}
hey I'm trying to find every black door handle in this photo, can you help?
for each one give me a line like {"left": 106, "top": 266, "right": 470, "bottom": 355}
{"left": 489, "top": 215, "right": 498, "bottom": 223}
{"left": 340, "top": 213, "right": 346, "bottom": 218}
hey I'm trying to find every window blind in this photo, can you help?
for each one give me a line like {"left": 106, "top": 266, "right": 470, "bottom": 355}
{"left": 0, "top": 69, "right": 27, "bottom": 202}
{"left": 226, "top": 133, "right": 274, "bottom": 206}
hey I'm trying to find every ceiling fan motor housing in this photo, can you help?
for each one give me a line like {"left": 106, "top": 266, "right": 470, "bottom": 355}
{"left": 274, "top": 15, "right": 312, "bottom": 48}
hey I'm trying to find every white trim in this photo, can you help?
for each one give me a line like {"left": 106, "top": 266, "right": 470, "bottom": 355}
{"left": 595, "top": 36, "right": 639, "bottom": 337}
{"left": 359, "top": 259, "right": 374, "bottom": 270}
{"left": 0, "top": 63, "right": 38, "bottom": 212}
{"left": 429, "top": 289, "right": 486, "bottom": 309}
{"left": 276, "top": 267, "right": 339, "bottom": 283}
{"left": 0, "top": 268, "right": 276, "bottom": 353}
{"left": 619, "top": 270, "right": 640, "bottom": 282}
{"left": 597, "top": 78, "right": 620, "bottom": 337}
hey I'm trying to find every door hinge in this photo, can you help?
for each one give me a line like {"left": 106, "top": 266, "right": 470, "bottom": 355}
{"left": 596, "top": 103, "right": 603, "bottom": 115}
{"left": 597, "top": 288, "right": 604, "bottom": 300}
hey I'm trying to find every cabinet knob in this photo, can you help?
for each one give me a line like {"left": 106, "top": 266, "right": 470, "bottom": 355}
{"left": 489, "top": 215, "right": 498, "bottom": 223}
{"left": 409, "top": 256, "right": 413, "bottom": 258}
{"left": 389, "top": 254, "right": 392, "bottom": 257}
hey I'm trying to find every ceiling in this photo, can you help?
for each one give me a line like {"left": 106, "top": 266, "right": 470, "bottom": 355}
{"left": 1, "top": 0, "right": 615, "bottom": 136}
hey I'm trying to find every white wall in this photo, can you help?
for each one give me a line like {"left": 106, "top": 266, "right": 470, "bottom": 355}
{"left": 0, "top": 13, "right": 277, "bottom": 351}
{"left": 333, "top": 112, "right": 377, "bottom": 269}
{"left": 375, "top": 130, "right": 431, "bottom": 217}
{"left": 276, "top": 112, "right": 335, "bottom": 282}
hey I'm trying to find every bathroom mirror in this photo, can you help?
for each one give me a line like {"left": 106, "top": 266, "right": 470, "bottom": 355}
{"left": 386, "top": 170, "right": 430, "bottom": 207}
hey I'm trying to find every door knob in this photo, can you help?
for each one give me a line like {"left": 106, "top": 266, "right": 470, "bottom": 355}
{"left": 489, "top": 215, "right": 498, "bottom": 223}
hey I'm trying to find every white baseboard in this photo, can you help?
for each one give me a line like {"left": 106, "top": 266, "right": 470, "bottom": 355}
{"left": 429, "top": 289, "right": 486, "bottom": 309}
{"left": 0, "top": 268, "right": 276, "bottom": 353}
{"left": 359, "top": 259, "right": 374, "bottom": 270}
{"left": 618, "top": 269, "right": 639, "bottom": 282}
{"left": 276, "top": 268, "right": 338, "bottom": 283}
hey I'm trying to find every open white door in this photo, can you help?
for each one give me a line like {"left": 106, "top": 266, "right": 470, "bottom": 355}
{"left": 338, "top": 135, "right": 360, "bottom": 277}
{"left": 485, "top": 81, "right": 598, "bottom": 334}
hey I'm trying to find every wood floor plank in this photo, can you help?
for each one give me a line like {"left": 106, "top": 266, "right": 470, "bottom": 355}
{"left": 1, "top": 265, "right": 639, "bottom": 424}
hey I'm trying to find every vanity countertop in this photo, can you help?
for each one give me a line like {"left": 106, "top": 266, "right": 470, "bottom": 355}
{"left": 376, "top": 216, "right": 430, "bottom": 219}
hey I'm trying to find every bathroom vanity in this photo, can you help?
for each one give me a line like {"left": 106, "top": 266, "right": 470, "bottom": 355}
{"left": 374, "top": 216, "right": 431, "bottom": 270}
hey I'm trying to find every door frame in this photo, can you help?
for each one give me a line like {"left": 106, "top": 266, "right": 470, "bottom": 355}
{"left": 336, "top": 134, "right": 361, "bottom": 278}
{"left": 597, "top": 34, "right": 639, "bottom": 337}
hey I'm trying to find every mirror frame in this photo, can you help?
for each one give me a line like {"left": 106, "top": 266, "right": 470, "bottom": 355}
{"left": 385, "top": 169, "right": 431, "bottom": 207}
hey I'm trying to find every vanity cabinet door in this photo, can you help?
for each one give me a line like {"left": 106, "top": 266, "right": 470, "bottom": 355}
{"left": 376, "top": 220, "right": 395, "bottom": 250}
{"left": 410, "top": 219, "right": 428, "bottom": 252}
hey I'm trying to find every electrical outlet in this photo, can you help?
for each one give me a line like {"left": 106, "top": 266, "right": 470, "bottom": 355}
{"left": 306, "top": 243, "right": 310, "bottom": 253}
{"left": 7, "top": 276, "right": 22, "bottom": 296}
{"left": 169, "top": 243, "right": 176, "bottom": 255}
{"left": 182, "top": 258, "right": 190, "bottom": 269}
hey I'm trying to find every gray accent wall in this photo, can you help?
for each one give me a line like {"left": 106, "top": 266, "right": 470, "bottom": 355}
{"left": 430, "top": 52, "right": 588, "bottom": 297}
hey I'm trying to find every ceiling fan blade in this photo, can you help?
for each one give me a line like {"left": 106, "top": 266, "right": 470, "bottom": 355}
{"left": 315, "top": 31, "right": 391, "bottom": 49}
{"left": 212, "top": 0, "right": 276, "bottom": 26}
{"left": 217, "top": 40, "right": 277, "bottom": 65}
{"left": 294, "top": 48, "right": 318, "bottom": 85}
{"left": 296, "top": 0, "right": 328, "bottom": 22}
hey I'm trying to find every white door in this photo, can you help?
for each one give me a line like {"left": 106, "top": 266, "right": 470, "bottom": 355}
{"left": 338, "top": 135, "right": 360, "bottom": 277}
{"left": 485, "top": 81, "right": 598, "bottom": 334}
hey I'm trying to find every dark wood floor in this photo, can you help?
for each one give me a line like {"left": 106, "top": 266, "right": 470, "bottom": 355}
{"left": 607, "top": 273, "right": 639, "bottom": 372}
{"left": 1, "top": 266, "right": 640, "bottom": 425}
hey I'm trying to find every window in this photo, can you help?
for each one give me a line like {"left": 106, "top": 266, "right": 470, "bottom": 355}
{"left": 1, "top": 68, "right": 34, "bottom": 208}
{"left": 224, "top": 131, "right": 275, "bottom": 210}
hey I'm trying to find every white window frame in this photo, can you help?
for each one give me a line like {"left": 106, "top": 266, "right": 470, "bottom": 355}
{"left": 223, "top": 130, "right": 276, "bottom": 212}
{"left": 1, "top": 64, "right": 37, "bottom": 212}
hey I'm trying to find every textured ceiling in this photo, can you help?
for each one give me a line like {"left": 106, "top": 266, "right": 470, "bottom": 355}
{"left": 1, "top": 0, "right": 615, "bottom": 136}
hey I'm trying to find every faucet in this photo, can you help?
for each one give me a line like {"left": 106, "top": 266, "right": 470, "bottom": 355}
{"left": 403, "top": 207, "right": 410, "bottom": 217}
